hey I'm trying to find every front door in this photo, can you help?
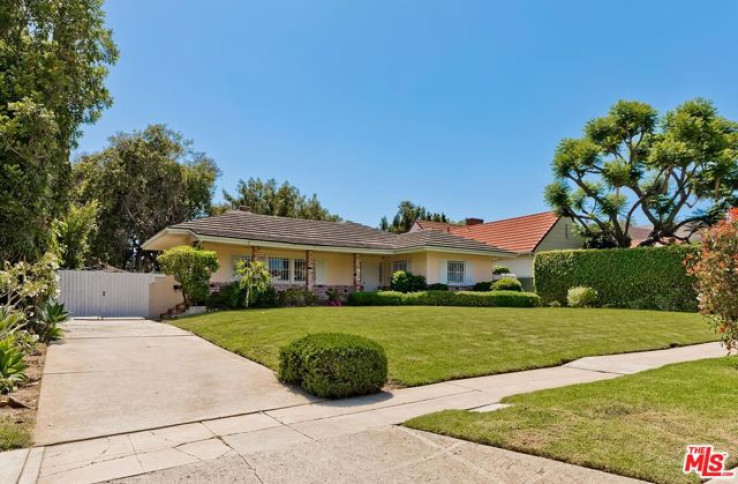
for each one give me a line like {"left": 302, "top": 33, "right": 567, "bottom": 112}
{"left": 361, "top": 261, "right": 380, "bottom": 291}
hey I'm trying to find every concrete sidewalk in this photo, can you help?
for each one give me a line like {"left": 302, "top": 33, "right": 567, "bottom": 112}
{"left": 14, "top": 319, "right": 725, "bottom": 483}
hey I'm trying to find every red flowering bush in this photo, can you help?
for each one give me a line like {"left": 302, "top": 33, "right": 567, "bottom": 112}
{"left": 686, "top": 220, "right": 738, "bottom": 351}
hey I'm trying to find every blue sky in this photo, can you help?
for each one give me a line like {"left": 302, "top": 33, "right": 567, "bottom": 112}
{"left": 76, "top": 1, "right": 738, "bottom": 227}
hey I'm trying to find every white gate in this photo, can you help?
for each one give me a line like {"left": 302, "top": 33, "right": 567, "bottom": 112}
{"left": 59, "top": 270, "right": 161, "bottom": 318}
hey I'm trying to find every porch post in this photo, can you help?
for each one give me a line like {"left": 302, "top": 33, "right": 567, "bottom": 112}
{"left": 306, "top": 250, "right": 314, "bottom": 292}
{"left": 353, "top": 253, "right": 362, "bottom": 291}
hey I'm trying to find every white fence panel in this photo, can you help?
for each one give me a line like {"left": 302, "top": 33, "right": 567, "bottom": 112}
{"left": 59, "top": 270, "right": 160, "bottom": 318}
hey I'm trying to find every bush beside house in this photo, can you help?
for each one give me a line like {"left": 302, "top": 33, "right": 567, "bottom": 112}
{"left": 534, "top": 246, "right": 699, "bottom": 311}
{"left": 158, "top": 246, "right": 219, "bottom": 306}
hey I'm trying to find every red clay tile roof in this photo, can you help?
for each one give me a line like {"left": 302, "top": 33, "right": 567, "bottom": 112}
{"left": 730, "top": 208, "right": 738, "bottom": 222}
{"left": 445, "top": 212, "right": 560, "bottom": 253}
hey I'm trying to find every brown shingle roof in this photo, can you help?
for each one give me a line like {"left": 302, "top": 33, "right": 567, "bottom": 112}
{"left": 168, "top": 211, "right": 513, "bottom": 254}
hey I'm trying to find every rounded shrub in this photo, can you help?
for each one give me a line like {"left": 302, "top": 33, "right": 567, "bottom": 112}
{"left": 492, "top": 265, "right": 511, "bottom": 275}
{"left": 491, "top": 277, "right": 522, "bottom": 292}
{"left": 567, "top": 286, "right": 598, "bottom": 307}
{"left": 278, "top": 333, "right": 388, "bottom": 399}
{"left": 472, "top": 281, "right": 493, "bottom": 292}
{"left": 390, "top": 270, "right": 427, "bottom": 293}
{"left": 427, "top": 283, "right": 449, "bottom": 291}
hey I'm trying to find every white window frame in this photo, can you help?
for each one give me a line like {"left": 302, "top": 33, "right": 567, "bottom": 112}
{"left": 268, "top": 257, "right": 290, "bottom": 282}
{"left": 293, "top": 259, "right": 307, "bottom": 283}
{"left": 447, "top": 260, "right": 465, "bottom": 285}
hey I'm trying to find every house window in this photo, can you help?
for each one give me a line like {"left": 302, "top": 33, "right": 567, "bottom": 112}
{"left": 293, "top": 259, "right": 307, "bottom": 282}
{"left": 447, "top": 261, "right": 465, "bottom": 284}
{"left": 268, "top": 257, "right": 290, "bottom": 282}
{"left": 391, "top": 260, "right": 408, "bottom": 274}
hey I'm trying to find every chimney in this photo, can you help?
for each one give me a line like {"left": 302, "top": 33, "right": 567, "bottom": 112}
{"left": 465, "top": 217, "right": 484, "bottom": 226}
{"left": 239, "top": 206, "right": 251, "bottom": 212}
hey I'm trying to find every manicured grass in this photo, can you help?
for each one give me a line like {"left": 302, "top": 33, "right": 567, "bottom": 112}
{"left": 0, "top": 415, "right": 33, "bottom": 451}
{"left": 174, "top": 306, "right": 716, "bottom": 387}
{"left": 406, "top": 357, "right": 738, "bottom": 484}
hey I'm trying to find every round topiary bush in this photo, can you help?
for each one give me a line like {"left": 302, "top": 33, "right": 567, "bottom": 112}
{"left": 567, "top": 286, "right": 598, "bottom": 307}
{"left": 491, "top": 277, "right": 522, "bottom": 292}
{"left": 278, "top": 333, "right": 388, "bottom": 398}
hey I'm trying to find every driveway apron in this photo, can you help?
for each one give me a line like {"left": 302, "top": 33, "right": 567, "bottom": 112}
{"left": 35, "top": 319, "right": 316, "bottom": 445}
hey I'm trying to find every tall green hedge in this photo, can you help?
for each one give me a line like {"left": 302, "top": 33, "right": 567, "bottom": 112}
{"left": 534, "top": 245, "right": 699, "bottom": 312}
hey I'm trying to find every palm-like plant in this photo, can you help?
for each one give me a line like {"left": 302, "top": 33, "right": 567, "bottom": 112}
{"left": 0, "top": 306, "right": 26, "bottom": 340}
{"left": 0, "top": 337, "right": 28, "bottom": 394}
{"left": 32, "top": 300, "right": 68, "bottom": 343}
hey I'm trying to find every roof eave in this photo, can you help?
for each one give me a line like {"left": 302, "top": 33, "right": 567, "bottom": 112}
{"left": 144, "top": 230, "right": 515, "bottom": 258}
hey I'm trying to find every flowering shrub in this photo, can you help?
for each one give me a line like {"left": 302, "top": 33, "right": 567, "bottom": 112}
{"left": 686, "top": 221, "right": 738, "bottom": 351}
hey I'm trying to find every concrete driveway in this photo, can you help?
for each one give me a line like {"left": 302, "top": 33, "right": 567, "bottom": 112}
{"left": 35, "top": 319, "right": 316, "bottom": 445}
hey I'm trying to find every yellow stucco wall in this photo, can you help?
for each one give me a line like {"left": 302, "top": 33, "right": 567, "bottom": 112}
{"left": 148, "top": 275, "right": 183, "bottom": 319}
{"left": 194, "top": 242, "right": 501, "bottom": 287}
{"left": 425, "top": 252, "right": 496, "bottom": 284}
{"left": 200, "top": 242, "right": 357, "bottom": 286}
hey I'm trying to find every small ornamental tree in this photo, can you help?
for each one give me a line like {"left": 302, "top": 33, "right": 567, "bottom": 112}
{"left": 686, "top": 220, "right": 738, "bottom": 351}
{"left": 158, "top": 246, "right": 219, "bottom": 306}
{"left": 235, "top": 259, "right": 273, "bottom": 308}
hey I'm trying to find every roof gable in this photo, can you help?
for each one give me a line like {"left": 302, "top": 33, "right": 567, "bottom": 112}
{"left": 444, "top": 212, "right": 561, "bottom": 253}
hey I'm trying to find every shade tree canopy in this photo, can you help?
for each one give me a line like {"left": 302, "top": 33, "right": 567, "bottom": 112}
{"left": 379, "top": 201, "right": 452, "bottom": 233}
{"left": 0, "top": 0, "right": 118, "bottom": 261}
{"left": 545, "top": 98, "right": 738, "bottom": 248}
{"left": 222, "top": 178, "right": 340, "bottom": 221}
{"left": 73, "top": 124, "right": 220, "bottom": 270}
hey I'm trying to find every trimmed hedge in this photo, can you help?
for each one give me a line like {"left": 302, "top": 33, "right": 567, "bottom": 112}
{"left": 491, "top": 277, "right": 523, "bottom": 292}
{"left": 347, "top": 290, "right": 541, "bottom": 308}
{"left": 534, "top": 245, "right": 699, "bottom": 311}
{"left": 278, "top": 333, "right": 388, "bottom": 398}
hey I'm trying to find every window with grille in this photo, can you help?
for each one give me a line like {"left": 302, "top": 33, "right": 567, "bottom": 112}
{"left": 391, "top": 260, "right": 408, "bottom": 273}
{"left": 447, "top": 260, "right": 465, "bottom": 284}
{"left": 268, "top": 257, "right": 290, "bottom": 282}
{"left": 293, "top": 259, "right": 307, "bottom": 282}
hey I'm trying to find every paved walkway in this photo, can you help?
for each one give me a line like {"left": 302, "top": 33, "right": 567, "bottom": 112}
{"left": 1, "top": 319, "right": 725, "bottom": 483}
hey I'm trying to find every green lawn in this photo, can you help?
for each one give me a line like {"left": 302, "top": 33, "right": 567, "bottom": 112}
{"left": 174, "top": 306, "right": 716, "bottom": 386}
{"left": 406, "top": 357, "right": 738, "bottom": 484}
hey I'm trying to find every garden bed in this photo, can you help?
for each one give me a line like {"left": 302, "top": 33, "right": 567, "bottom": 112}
{"left": 0, "top": 344, "right": 45, "bottom": 451}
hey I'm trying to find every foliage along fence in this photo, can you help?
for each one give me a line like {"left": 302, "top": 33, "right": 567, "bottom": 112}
{"left": 534, "top": 245, "right": 699, "bottom": 312}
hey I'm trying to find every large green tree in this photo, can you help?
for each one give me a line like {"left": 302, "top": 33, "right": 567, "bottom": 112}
{"left": 222, "top": 178, "right": 340, "bottom": 221}
{"left": 0, "top": 0, "right": 118, "bottom": 262}
{"left": 545, "top": 98, "right": 738, "bottom": 247}
{"left": 379, "top": 201, "right": 452, "bottom": 233}
{"left": 73, "top": 124, "right": 220, "bottom": 270}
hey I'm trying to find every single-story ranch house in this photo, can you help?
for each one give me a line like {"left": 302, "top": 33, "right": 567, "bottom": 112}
{"left": 142, "top": 210, "right": 517, "bottom": 296}
{"left": 410, "top": 212, "right": 583, "bottom": 280}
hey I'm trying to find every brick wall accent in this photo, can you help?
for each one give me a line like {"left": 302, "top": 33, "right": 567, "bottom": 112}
{"left": 306, "top": 250, "right": 314, "bottom": 291}
{"left": 353, "top": 253, "right": 362, "bottom": 291}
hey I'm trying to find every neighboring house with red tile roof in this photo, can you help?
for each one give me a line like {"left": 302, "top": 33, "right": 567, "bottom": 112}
{"left": 410, "top": 212, "right": 584, "bottom": 279}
